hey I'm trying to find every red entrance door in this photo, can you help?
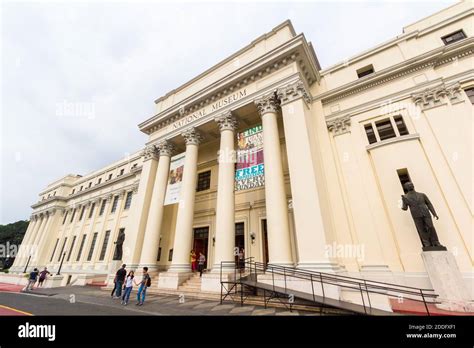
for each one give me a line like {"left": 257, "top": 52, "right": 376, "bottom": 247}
{"left": 193, "top": 227, "right": 209, "bottom": 268}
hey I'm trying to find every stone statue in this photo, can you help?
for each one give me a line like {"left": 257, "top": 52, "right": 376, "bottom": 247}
{"left": 401, "top": 182, "right": 446, "bottom": 251}
{"left": 113, "top": 230, "right": 125, "bottom": 260}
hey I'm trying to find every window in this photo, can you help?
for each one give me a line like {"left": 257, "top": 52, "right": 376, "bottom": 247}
{"left": 196, "top": 170, "right": 211, "bottom": 192}
{"left": 76, "top": 234, "right": 87, "bottom": 262}
{"left": 58, "top": 237, "right": 67, "bottom": 262}
{"left": 364, "top": 116, "right": 410, "bottom": 145}
{"left": 80, "top": 186, "right": 83, "bottom": 191}
{"left": 88, "top": 202, "right": 96, "bottom": 219}
{"left": 124, "top": 192, "right": 133, "bottom": 210}
{"left": 168, "top": 249, "right": 173, "bottom": 262}
{"left": 99, "top": 200, "right": 107, "bottom": 216}
{"left": 70, "top": 208, "right": 76, "bottom": 223}
{"left": 87, "top": 233, "right": 98, "bottom": 261}
{"left": 465, "top": 88, "right": 474, "bottom": 104}
{"left": 72, "top": 189, "right": 75, "bottom": 195}
{"left": 53, "top": 191, "right": 56, "bottom": 196}
{"left": 99, "top": 231, "right": 111, "bottom": 261}
{"left": 67, "top": 236, "right": 76, "bottom": 261}
{"left": 108, "top": 174, "right": 113, "bottom": 180}
{"left": 79, "top": 206, "right": 86, "bottom": 221}
{"left": 50, "top": 239, "right": 59, "bottom": 262}
{"left": 375, "top": 119, "right": 396, "bottom": 141}
{"left": 119, "top": 169, "right": 124, "bottom": 176}
{"left": 394, "top": 116, "right": 409, "bottom": 136}
{"left": 441, "top": 30, "right": 466, "bottom": 45}
{"left": 62, "top": 211, "right": 68, "bottom": 225}
{"left": 111, "top": 196, "right": 119, "bottom": 213}
{"left": 397, "top": 168, "right": 412, "bottom": 194}
{"left": 97, "top": 178, "right": 102, "bottom": 185}
{"left": 88, "top": 182, "right": 92, "bottom": 188}
{"left": 364, "top": 124, "right": 377, "bottom": 144}
{"left": 157, "top": 247, "right": 162, "bottom": 261}
{"left": 357, "top": 64, "right": 374, "bottom": 78}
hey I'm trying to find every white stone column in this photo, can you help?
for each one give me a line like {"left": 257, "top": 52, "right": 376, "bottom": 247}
{"left": 122, "top": 145, "right": 159, "bottom": 267}
{"left": 277, "top": 80, "right": 339, "bottom": 271}
{"left": 11, "top": 216, "right": 38, "bottom": 271}
{"left": 169, "top": 127, "right": 202, "bottom": 272}
{"left": 139, "top": 140, "right": 174, "bottom": 270}
{"left": 212, "top": 111, "right": 238, "bottom": 270}
{"left": 35, "top": 209, "right": 62, "bottom": 266}
{"left": 28, "top": 214, "right": 48, "bottom": 265}
{"left": 159, "top": 128, "right": 202, "bottom": 289}
{"left": 255, "top": 93, "right": 293, "bottom": 266}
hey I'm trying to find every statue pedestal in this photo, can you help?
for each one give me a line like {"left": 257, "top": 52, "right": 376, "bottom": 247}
{"left": 421, "top": 251, "right": 473, "bottom": 312}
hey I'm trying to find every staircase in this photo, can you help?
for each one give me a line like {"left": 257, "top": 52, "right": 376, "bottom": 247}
{"left": 220, "top": 258, "right": 440, "bottom": 316}
{"left": 147, "top": 272, "right": 221, "bottom": 300}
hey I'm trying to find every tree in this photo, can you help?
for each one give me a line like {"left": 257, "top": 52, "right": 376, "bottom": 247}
{"left": 0, "top": 220, "right": 29, "bottom": 269}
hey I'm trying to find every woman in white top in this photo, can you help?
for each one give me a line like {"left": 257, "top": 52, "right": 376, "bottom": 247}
{"left": 121, "top": 270, "right": 135, "bottom": 305}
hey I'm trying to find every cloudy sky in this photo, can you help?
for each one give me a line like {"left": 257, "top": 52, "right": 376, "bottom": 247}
{"left": 0, "top": 0, "right": 454, "bottom": 224}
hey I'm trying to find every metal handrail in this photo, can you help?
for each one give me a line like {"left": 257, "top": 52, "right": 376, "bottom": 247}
{"left": 220, "top": 258, "right": 438, "bottom": 315}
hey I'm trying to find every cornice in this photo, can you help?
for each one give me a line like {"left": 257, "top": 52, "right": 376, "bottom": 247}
{"left": 149, "top": 72, "right": 303, "bottom": 143}
{"left": 317, "top": 38, "right": 474, "bottom": 105}
{"left": 139, "top": 35, "right": 320, "bottom": 135}
{"left": 324, "top": 70, "right": 474, "bottom": 121}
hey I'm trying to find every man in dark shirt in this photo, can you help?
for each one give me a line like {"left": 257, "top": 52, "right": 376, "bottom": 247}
{"left": 113, "top": 264, "right": 127, "bottom": 298}
{"left": 26, "top": 268, "right": 39, "bottom": 291}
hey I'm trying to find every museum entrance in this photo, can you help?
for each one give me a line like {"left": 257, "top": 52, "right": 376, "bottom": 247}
{"left": 193, "top": 226, "right": 209, "bottom": 268}
{"left": 235, "top": 222, "right": 245, "bottom": 266}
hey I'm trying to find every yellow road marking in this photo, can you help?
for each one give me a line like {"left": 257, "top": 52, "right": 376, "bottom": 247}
{"left": 0, "top": 304, "right": 33, "bottom": 316}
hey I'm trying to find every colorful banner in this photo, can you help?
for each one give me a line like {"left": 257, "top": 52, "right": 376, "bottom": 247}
{"left": 164, "top": 153, "right": 185, "bottom": 205}
{"left": 235, "top": 124, "right": 264, "bottom": 191}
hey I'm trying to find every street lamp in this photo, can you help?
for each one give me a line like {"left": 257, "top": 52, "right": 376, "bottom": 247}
{"left": 57, "top": 251, "right": 67, "bottom": 275}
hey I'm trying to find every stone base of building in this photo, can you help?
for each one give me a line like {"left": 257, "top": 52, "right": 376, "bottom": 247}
{"left": 157, "top": 272, "right": 192, "bottom": 290}
{"left": 201, "top": 271, "right": 236, "bottom": 293}
{"left": 422, "top": 250, "right": 474, "bottom": 312}
{"left": 43, "top": 275, "right": 65, "bottom": 288}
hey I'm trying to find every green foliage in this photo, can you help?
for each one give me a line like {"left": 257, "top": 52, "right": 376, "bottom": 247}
{"left": 0, "top": 220, "right": 29, "bottom": 246}
{"left": 0, "top": 220, "right": 29, "bottom": 269}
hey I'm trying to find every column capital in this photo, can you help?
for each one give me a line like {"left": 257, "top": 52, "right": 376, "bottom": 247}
{"left": 157, "top": 140, "right": 175, "bottom": 157}
{"left": 181, "top": 127, "right": 204, "bottom": 146}
{"left": 214, "top": 111, "right": 238, "bottom": 132}
{"left": 277, "top": 80, "right": 312, "bottom": 106}
{"left": 327, "top": 115, "right": 351, "bottom": 136}
{"left": 255, "top": 92, "right": 279, "bottom": 116}
{"left": 141, "top": 144, "right": 159, "bottom": 161}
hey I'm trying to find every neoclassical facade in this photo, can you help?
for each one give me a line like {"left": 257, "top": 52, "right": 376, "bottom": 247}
{"left": 9, "top": 2, "right": 473, "bottom": 297}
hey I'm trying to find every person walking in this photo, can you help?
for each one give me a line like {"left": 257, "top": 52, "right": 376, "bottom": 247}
{"left": 121, "top": 270, "right": 135, "bottom": 306}
{"left": 25, "top": 268, "right": 39, "bottom": 291}
{"left": 37, "top": 267, "right": 51, "bottom": 288}
{"left": 136, "top": 267, "right": 151, "bottom": 306}
{"left": 198, "top": 252, "right": 206, "bottom": 278}
{"left": 190, "top": 250, "right": 197, "bottom": 272}
{"left": 113, "top": 264, "right": 127, "bottom": 299}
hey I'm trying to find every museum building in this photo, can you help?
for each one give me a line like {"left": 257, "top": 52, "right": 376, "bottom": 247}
{"left": 8, "top": 1, "right": 473, "bottom": 310}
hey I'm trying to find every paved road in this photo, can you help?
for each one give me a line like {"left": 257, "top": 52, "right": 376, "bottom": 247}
{"left": 0, "top": 285, "right": 314, "bottom": 316}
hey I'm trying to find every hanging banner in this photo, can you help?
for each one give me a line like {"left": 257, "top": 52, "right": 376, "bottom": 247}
{"left": 164, "top": 153, "right": 185, "bottom": 205}
{"left": 235, "top": 124, "right": 264, "bottom": 191}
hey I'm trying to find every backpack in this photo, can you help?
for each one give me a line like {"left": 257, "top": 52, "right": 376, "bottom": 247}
{"left": 146, "top": 275, "right": 151, "bottom": 287}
